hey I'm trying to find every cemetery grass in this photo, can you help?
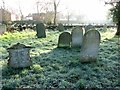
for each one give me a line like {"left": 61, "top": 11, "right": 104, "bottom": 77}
{"left": 0, "top": 29, "right": 119, "bottom": 89}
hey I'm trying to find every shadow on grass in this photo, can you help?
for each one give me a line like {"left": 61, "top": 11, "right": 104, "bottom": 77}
{"left": 1, "top": 34, "right": 120, "bottom": 89}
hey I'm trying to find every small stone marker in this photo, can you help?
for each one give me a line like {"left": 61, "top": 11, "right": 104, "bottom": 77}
{"left": 58, "top": 32, "right": 71, "bottom": 48}
{"left": 71, "top": 26, "right": 83, "bottom": 48}
{"left": 7, "top": 43, "right": 32, "bottom": 68}
{"left": 36, "top": 23, "right": 46, "bottom": 38}
{"left": 0, "top": 24, "right": 6, "bottom": 35}
{"left": 80, "top": 30, "right": 101, "bottom": 63}
{"left": 85, "top": 24, "right": 94, "bottom": 33}
{"left": 57, "top": 23, "right": 64, "bottom": 32}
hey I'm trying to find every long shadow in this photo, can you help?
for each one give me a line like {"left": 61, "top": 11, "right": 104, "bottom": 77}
{"left": 1, "top": 30, "right": 120, "bottom": 88}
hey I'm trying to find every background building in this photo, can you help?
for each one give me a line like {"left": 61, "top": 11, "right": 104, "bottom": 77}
{"left": 0, "top": 8, "right": 11, "bottom": 23}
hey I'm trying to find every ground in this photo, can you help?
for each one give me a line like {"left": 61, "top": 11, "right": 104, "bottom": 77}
{"left": 0, "top": 28, "right": 119, "bottom": 89}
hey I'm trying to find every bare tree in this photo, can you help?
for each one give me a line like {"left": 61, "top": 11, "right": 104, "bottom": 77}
{"left": 53, "top": 0, "right": 60, "bottom": 25}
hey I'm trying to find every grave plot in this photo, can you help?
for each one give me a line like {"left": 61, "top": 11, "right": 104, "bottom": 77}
{"left": 36, "top": 23, "right": 46, "bottom": 38}
{"left": 80, "top": 29, "right": 101, "bottom": 63}
{"left": 71, "top": 26, "right": 83, "bottom": 48}
{"left": 58, "top": 32, "right": 71, "bottom": 48}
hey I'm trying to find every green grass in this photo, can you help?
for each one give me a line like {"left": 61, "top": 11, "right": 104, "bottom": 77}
{"left": 0, "top": 29, "right": 119, "bottom": 89}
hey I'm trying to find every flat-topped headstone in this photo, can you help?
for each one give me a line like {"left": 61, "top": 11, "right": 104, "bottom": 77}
{"left": 58, "top": 32, "right": 71, "bottom": 48}
{"left": 7, "top": 43, "right": 32, "bottom": 68}
{"left": 71, "top": 26, "right": 83, "bottom": 48}
{"left": 85, "top": 24, "right": 94, "bottom": 33}
{"left": 36, "top": 23, "right": 46, "bottom": 38}
{"left": 80, "top": 30, "right": 101, "bottom": 63}
{"left": 0, "top": 24, "right": 6, "bottom": 35}
{"left": 57, "top": 23, "right": 64, "bottom": 32}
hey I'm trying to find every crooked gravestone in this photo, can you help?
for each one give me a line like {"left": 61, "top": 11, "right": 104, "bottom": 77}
{"left": 71, "top": 26, "right": 83, "bottom": 48}
{"left": 85, "top": 24, "right": 94, "bottom": 33}
{"left": 58, "top": 32, "right": 71, "bottom": 48}
{"left": 80, "top": 30, "right": 101, "bottom": 63}
{"left": 36, "top": 23, "right": 46, "bottom": 38}
{"left": 0, "top": 24, "right": 6, "bottom": 35}
{"left": 57, "top": 23, "right": 64, "bottom": 32}
{"left": 7, "top": 43, "right": 32, "bottom": 68}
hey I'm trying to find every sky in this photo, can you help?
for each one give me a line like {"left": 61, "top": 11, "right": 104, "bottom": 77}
{"left": 0, "top": 0, "right": 112, "bottom": 23}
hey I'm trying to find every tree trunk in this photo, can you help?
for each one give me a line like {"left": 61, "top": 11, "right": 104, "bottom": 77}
{"left": 53, "top": 1, "right": 57, "bottom": 25}
{"left": 116, "top": 21, "right": 120, "bottom": 36}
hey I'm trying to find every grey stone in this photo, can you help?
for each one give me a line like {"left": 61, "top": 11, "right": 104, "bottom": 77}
{"left": 58, "top": 32, "right": 71, "bottom": 48}
{"left": 36, "top": 23, "right": 46, "bottom": 38}
{"left": 7, "top": 43, "right": 32, "bottom": 68}
{"left": 80, "top": 30, "right": 101, "bottom": 63}
{"left": 71, "top": 26, "right": 83, "bottom": 48}
{"left": 0, "top": 24, "right": 6, "bottom": 35}
{"left": 57, "top": 23, "right": 64, "bottom": 32}
{"left": 85, "top": 24, "right": 95, "bottom": 33}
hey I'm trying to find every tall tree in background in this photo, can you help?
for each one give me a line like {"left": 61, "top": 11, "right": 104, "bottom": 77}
{"left": 105, "top": 0, "right": 120, "bottom": 36}
{"left": 53, "top": 0, "right": 60, "bottom": 25}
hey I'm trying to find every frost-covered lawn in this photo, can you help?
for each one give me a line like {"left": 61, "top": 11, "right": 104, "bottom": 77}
{"left": 0, "top": 29, "right": 119, "bottom": 89}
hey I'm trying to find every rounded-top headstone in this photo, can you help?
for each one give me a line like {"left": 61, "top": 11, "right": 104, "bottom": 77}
{"left": 85, "top": 24, "right": 95, "bottom": 33}
{"left": 36, "top": 23, "right": 46, "bottom": 38}
{"left": 57, "top": 23, "right": 64, "bottom": 32}
{"left": 58, "top": 32, "right": 71, "bottom": 48}
{"left": 71, "top": 26, "right": 83, "bottom": 48}
{"left": 80, "top": 30, "right": 101, "bottom": 63}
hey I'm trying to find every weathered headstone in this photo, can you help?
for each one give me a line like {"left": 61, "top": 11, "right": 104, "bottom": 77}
{"left": 85, "top": 24, "right": 94, "bottom": 33}
{"left": 71, "top": 26, "right": 83, "bottom": 48}
{"left": 0, "top": 24, "right": 6, "bottom": 35}
{"left": 7, "top": 43, "right": 32, "bottom": 68}
{"left": 36, "top": 23, "right": 46, "bottom": 38}
{"left": 57, "top": 23, "right": 64, "bottom": 32}
{"left": 80, "top": 30, "right": 101, "bottom": 63}
{"left": 58, "top": 32, "right": 71, "bottom": 48}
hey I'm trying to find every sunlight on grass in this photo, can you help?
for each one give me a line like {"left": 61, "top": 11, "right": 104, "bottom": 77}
{"left": 100, "top": 28, "right": 117, "bottom": 40}
{"left": 0, "top": 28, "right": 119, "bottom": 89}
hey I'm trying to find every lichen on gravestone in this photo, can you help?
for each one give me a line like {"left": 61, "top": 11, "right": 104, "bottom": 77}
{"left": 58, "top": 32, "right": 71, "bottom": 48}
{"left": 7, "top": 43, "right": 33, "bottom": 68}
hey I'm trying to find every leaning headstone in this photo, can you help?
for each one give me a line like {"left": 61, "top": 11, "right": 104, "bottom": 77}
{"left": 80, "top": 30, "right": 101, "bottom": 63}
{"left": 71, "top": 26, "right": 83, "bottom": 48}
{"left": 57, "top": 23, "right": 64, "bottom": 32}
{"left": 58, "top": 32, "right": 71, "bottom": 48}
{"left": 85, "top": 24, "right": 94, "bottom": 33}
{"left": 7, "top": 43, "right": 33, "bottom": 68}
{"left": 36, "top": 23, "right": 46, "bottom": 38}
{"left": 0, "top": 24, "right": 6, "bottom": 35}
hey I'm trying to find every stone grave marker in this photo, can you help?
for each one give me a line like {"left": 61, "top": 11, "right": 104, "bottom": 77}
{"left": 85, "top": 24, "right": 94, "bottom": 33}
{"left": 80, "top": 30, "right": 101, "bottom": 63}
{"left": 58, "top": 32, "right": 71, "bottom": 48}
{"left": 57, "top": 23, "right": 64, "bottom": 32}
{"left": 71, "top": 26, "right": 83, "bottom": 48}
{"left": 0, "top": 24, "right": 6, "bottom": 35}
{"left": 36, "top": 23, "right": 46, "bottom": 38}
{"left": 7, "top": 43, "right": 33, "bottom": 68}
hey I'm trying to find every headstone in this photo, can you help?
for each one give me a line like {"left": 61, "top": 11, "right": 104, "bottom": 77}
{"left": 58, "top": 32, "right": 71, "bottom": 48}
{"left": 36, "top": 23, "right": 46, "bottom": 38}
{"left": 0, "top": 24, "right": 6, "bottom": 35}
{"left": 80, "top": 30, "right": 101, "bottom": 63}
{"left": 71, "top": 26, "right": 83, "bottom": 48}
{"left": 7, "top": 43, "right": 32, "bottom": 68}
{"left": 57, "top": 23, "right": 64, "bottom": 32}
{"left": 85, "top": 24, "right": 94, "bottom": 33}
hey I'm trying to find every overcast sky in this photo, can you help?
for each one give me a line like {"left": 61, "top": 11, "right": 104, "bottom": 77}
{"left": 0, "top": 0, "right": 112, "bottom": 22}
